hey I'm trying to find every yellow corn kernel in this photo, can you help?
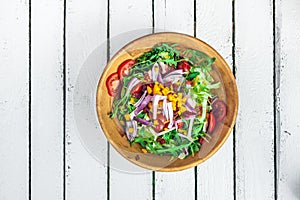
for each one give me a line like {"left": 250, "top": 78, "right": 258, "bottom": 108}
{"left": 148, "top": 102, "right": 153, "bottom": 109}
{"left": 130, "top": 98, "right": 135, "bottom": 104}
{"left": 164, "top": 128, "right": 168, "bottom": 131}
{"left": 162, "top": 87, "right": 170, "bottom": 96}
{"left": 180, "top": 106, "right": 187, "bottom": 113}
{"left": 153, "top": 120, "right": 159, "bottom": 126}
{"left": 178, "top": 93, "right": 183, "bottom": 99}
{"left": 172, "top": 101, "right": 177, "bottom": 111}
{"left": 141, "top": 149, "right": 147, "bottom": 153}
{"left": 120, "top": 120, "right": 125, "bottom": 126}
{"left": 147, "top": 86, "right": 152, "bottom": 94}
{"left": 128, "top": 127, "right": 134, "bottom": 133}
{"left": 153, "top": 83, "right": 162, "bottom": 95}
{"left": 124, "top": 114, "right": 130, "bottom": 121}
{"left": 192, "top": 76, "right": 199, "bottom": 86}
{"left": 178, "top": 129, "right": 187, "bottom": 135}
{"left": 167, "top": 93, "right": 177, "bottom": 102}
{"left": 178, "top": 111, "right": 182, "bottom": 115}
{"left": 177, "top": 101, "right": 182, "bottom": 108}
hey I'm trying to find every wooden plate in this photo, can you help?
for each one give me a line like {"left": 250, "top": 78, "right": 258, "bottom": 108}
{"left": 96, "top": 32, "right": 238, "bottom": 172}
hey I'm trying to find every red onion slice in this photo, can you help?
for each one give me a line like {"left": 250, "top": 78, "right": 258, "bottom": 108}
{"left": 125, "top": 120, "right": 137, "bottom": 142}
{"left": 152, "top": 63, "right": 160, "bottom": 81}
{"left": 125, "top": 77, "right": 140, "bottom": 96}
{"left": 187, "top": 117, "right": 195, "bottom": 139}
{"left": 133, "top": 117, "right": 153, "bottom": 126}
{"left": 134, "top": 91, "right": 147, "bottom": 107}
{"left": 167, "top": 102, "right": 174, "bottom": 128}
{"left": 185, "top": 100, "right": 197, "bottom": 113}
{"left": 134, "top": 95, "right": 152, "bottom": 115}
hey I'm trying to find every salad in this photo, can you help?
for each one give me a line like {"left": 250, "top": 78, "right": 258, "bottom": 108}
{"left": 105, "top": 43, "right": 226, "bottom": 159}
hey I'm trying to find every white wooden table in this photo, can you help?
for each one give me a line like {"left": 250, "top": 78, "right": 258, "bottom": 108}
{"left": 1, "top": 0, "right": 300, "bottom": 199}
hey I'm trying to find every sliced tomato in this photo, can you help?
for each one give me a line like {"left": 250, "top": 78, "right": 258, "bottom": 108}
{"left": 131, "top": 83, "right": 143, "bottom": 95}
{"left": 177, "top": 121, "right": 184, "bottom": 128}
{"left": 177, "top": 61, "right": 191, "bottom": 72}
{"left": 106, "top": 72, "right": 120, "bottom": 96}
{"left": 208, "top": 112, "right": 216, "bottom": 134}
{"left": 156, "top": 114, "right": 167, "bottom": 123}
{"left": 117, "top": 59, "right": 136, "bottom": 79}
{"left": 212, "top": 99, "right": 227, "bottom": 122}
{"left": 186, "top": 80, "right": 192, "bottom": 85}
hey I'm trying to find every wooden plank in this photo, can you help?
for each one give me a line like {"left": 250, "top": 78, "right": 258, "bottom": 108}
{"left": 30, "top": 1, "right": 64, "bottom": 199}
{"left": 66, "top": 0, "right": 108, "bottom": 199}
{"left": 154, "top": 0, "right": 194, "bottom": 34}
{"left": 235, "top": 0, "right": 275, "bottom": 199}
{"left": 109, "top": 0, "right": 153, "bottom": 199}
{"left": 0, "top": 1, "right": 29, "bottom": 199}
{"left": 277, "top": 1, "right": 300, "bottom": 199}
{"left": 154, "top": 1, "right": 195, "bottom": 199}
{"left": 195, "top": 0, "right": 234, "bottom": 199}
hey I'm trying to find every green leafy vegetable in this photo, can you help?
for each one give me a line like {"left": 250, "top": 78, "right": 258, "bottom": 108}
{"left": 109, "top": 42, "right": 223, "bottom": 159}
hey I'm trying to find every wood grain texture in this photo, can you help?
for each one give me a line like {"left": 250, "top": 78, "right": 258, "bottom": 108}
{"left": 196, "top": 0, "right": 234, "bottom": 199}
{"left": 31, "top": 0, "right": 64, "bottom": 199}
{"left": 66, "top": 0, "right": 108, "bottom": 199}
{"left": 109, "top": 0, "right": 153, "bottom": 199}
{"left": 154, "top": 0, "right": 195, "bottom": 199}
{"left": 0, "top": 1, "right": 29, "bottom": 199}
{"left": 277, "top": 0, "right": 300, "bottom": 199}
{"left": 235, "top": 0, "right": 275, "bottom": 199}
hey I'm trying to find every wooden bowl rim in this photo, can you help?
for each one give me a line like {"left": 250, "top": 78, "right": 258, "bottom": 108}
{"left": 96, "top": 32, "right": 238, "bottom": 172}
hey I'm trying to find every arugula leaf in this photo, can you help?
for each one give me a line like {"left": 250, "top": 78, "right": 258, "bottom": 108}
{"left": 135, "top": 111, "right": 146, "bottom": 119}
{"left": 134, "top": 43, "right": 182, "bottom": 69}
{"left": 128, "top": 104, "right": 135, "bottom": 113}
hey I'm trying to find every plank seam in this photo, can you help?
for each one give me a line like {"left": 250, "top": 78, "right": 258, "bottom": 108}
{"left": 194, "top": 1, "right": 197, "bottom": 200}
{"left": 152, "top": 171, "right": 155, "bottom": 200}
{"left": 152, "top": 0, "right": 155, "bottom": 33}
{"left": 152, "top": 1, "right": 156, "bottom": 200}
{"left": 194, "top": 167, "right": 197, "bottom": 200}
{"left": 273, "top": 0, "right": 280, "bottom": 199}
{"left": 28, "top": 0, "right": 32, "bottom": 199}
{"left": 63, "top": 0, "right": 67, "bottom": 199}
{"left": 107, "top": 0, "right": 111, "bottom": 199}
{"left": 232, "top": 0, "right": 237, "bottom": 200}
{"left": 193, "top": 0, "right": 196, "bottom": 39}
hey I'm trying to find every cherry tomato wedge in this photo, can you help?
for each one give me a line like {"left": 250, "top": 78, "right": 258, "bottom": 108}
{"left": 212, "top": 99, "right": 227, "bottom": 122}
{"left": 153, "top": 120, "right": 165, "bottom": 133}
{"left": 156, "top": 137, "right": 166, "bottom": 144}
{"left": 177, "top": 61, "right": 191, "bottom": 72}
{"left": 199, "top": 137, "right": 204, "bottom": 145}
{"left": 117, "top": 59, "right": 136, "bottom": 79}
{"left": 106, "top": 72, "right": 120, "bottom": 96}
{"left": 208, "top": 112, "right": 216, "bottom": 134}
